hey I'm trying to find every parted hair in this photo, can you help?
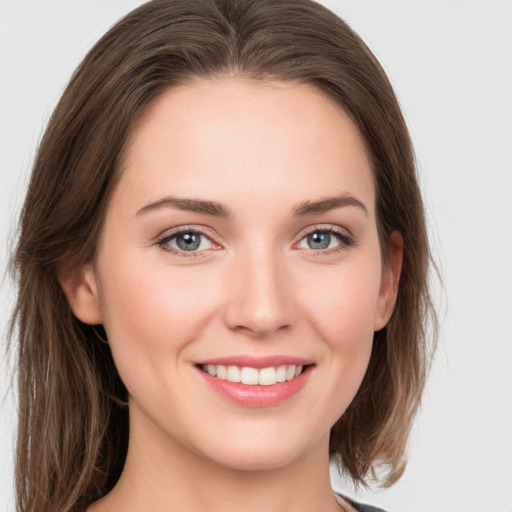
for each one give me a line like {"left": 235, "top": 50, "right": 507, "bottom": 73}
{"left": 9, "top": 0, "right": 437, "bottom": 510}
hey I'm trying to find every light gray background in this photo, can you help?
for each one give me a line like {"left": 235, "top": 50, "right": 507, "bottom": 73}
{"left": 1, "top": 1, "right": 511, "bottom": 511}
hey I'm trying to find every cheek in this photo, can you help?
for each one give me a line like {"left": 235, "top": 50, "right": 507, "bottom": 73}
{"left": 97, "top": 253, "right": 222, "bottom": 386}
{"left": 297, "top": 260, "right": 381, "bottom": 405}
{"left": 301, "top": 261, "right": 382, "bottom": 345}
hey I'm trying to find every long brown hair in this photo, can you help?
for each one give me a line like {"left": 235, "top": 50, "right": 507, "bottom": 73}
{"left": 9, "top": 0, "right": 437, "bottom": 510}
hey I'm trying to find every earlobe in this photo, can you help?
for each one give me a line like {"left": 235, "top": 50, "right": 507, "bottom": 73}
{"left": 58, "top": 262, "right": 103, "bottom": 325}
{"left": 374, "top": 231, "right": 403, "bottom": 331}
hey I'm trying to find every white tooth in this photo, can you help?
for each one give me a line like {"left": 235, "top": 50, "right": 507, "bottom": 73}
{"left": 241, "top": 367, "right": 259, "bottom": 385}
{"left": 276, "top": 365, "right": 287, "bottom": 383}
{"left": 259, "top": 367, "right": 277, "bottom": 386}
{"left": 207, "top": 364, "right": 217, "bottom": 376}
{"left": 286, "top": 365, "right": 296, "bottom": 381}
{"left": 226, "top": 365, "right": 241, "bottom": 383}
{"left": 216, "top": 365, "right": 227, "bottom": 380}
{"left": 295, "top": 365, "right": 303, "bottom": 377}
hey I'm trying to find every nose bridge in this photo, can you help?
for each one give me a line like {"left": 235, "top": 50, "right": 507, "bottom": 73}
{"left": 224, "top": 239, "right": 295, "bottom": 337}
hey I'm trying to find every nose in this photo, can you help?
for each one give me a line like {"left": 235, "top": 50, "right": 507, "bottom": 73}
{"left": 223, "top": 246, "right": 296, "bottom": 338}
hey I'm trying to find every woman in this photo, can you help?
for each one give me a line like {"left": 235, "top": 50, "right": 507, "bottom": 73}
{"left": 9, "top": 0, "right": 436, "bottom": 511}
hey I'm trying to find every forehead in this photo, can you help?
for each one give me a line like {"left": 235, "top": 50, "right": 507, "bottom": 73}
{"left": 117, "top": 78, "right": 375, "bottom": 217}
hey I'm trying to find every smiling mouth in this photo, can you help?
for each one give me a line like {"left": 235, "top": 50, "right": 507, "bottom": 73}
{"left": 199, "top": 364, "right": 309, "bottom": 386}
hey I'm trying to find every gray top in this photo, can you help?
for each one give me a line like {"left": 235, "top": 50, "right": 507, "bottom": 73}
{"left": 336, "top": 492, "right": 388, "bottom": 512}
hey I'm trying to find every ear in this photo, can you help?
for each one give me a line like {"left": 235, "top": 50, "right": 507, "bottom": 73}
{"left": 58, "top": 262, "right": 103, "bottom": 325}
{"left": 374, "top": 231, "right": 403, "bottom": 331}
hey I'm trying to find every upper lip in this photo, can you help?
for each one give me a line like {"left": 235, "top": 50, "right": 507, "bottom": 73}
{"left": 195, "top": 355, "right": 314, "bottom": 369}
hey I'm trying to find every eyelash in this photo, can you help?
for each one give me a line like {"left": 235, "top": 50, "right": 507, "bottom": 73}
{"left": 155, "top": 225, "right": 355, "bottom": 259}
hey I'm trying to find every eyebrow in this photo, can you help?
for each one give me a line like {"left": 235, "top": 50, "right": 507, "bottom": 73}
{"left": 292, "top": 195, "right": 368, "bottom": 217}
{"left": 135, "top": 194, "right": 368, "bottom": 218}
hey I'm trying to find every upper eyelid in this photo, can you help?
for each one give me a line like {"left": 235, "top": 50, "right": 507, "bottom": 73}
{"left": 156, "top": 224, "right": 218, "bottom": 242}
{"left": 295, "top": 223, "right": 353, "bottom": 239}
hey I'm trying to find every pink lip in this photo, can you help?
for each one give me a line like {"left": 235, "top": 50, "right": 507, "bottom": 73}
{"left": 195, "top": 363, "right": 314, "bottom": 407}
{"left": 196, "top": 355, "right": 313, "bottom": 369}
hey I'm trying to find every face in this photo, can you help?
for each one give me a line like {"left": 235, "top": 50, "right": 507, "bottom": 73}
{"left": 67, "top": 78, "right": 400, "bottom": 471}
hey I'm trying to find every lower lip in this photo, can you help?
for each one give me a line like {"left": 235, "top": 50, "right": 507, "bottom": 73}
{"left": 196, "top": 366, "right": 313, "bottom": 407}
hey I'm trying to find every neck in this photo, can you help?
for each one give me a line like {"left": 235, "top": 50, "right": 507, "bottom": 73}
{"left": 91, "top": 404, "right": 343, "bottom": 512}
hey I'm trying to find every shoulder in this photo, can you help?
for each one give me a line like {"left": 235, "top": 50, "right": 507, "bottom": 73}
{"left": 335, "top": 492, "right": 389, "bottom": 512}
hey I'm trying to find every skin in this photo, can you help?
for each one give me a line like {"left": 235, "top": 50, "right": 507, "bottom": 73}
{"left": 62, "top": 78, "right": 402, "bottom": 512}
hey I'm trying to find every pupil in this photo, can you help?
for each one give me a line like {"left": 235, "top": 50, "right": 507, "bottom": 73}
{"left": 177, "top": 232, "right": 201, "bottom": 251}
{"left": 308, "top": 232, "right": 330, "bottom": 250}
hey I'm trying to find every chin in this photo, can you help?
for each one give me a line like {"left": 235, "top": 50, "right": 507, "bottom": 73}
{"left": 192, "top": 427, "right": 322, "bottom": 472}
{"left": 206, "top": 448, "right": 304, "bottom": 472}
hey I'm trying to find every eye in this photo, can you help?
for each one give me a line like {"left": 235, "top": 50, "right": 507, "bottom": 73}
{"left": 157, "top": 228, "right": 216, "bottom": 256}
{"left": 296, "top": 227, "right": 354, "bottom": 253}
